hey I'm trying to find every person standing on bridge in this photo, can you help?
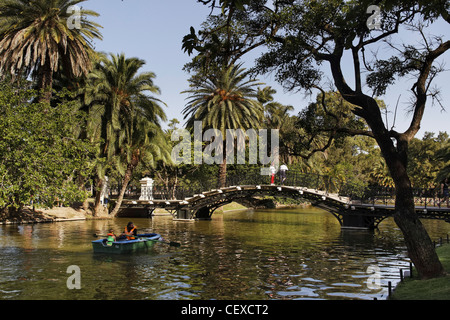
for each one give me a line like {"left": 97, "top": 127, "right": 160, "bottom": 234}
{"left": 270, "top": 163, "right": 277, "bottom": 185}
{"left": 280, "top": 164, "right": 288, "bottom": 185}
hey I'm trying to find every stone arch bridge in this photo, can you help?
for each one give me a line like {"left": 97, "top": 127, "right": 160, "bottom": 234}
{"left": 120, "top": 169, "right": 450, "bottom": 229}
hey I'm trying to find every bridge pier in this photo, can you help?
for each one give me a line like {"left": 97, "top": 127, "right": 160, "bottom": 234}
{"left": 173, "top": 207, "right": 213, "bottom": 220}
{"left": 195, "top": 207, "right": 212, "bottom": 220}
{"left": 341, "top": 215, "right": 376, "bottom": 230}
{"left": 175, "top": 208, "right": 193, "bottom": 220}
{"left": 173, "top": 206, "right": 217, "bottom": 220}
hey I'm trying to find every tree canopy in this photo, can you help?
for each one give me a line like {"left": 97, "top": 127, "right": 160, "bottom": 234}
{"left": 0, "top": 81, "right": 96, "bottom": 213}
{"left": 184, "top": 0, "right": 450, "bottom": 278}
{"left": 0, "top": 0, "right": 102, "bottom": 100}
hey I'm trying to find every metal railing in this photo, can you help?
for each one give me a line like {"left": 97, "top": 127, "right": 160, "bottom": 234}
{"left": 152, "top": 168, "right": 352, "bottom": 201}
{"left": 347, "top": 185, "right": 446, "bottom": 208}
{"left": 148, "top": 167, "right": 447, "bottom": 208}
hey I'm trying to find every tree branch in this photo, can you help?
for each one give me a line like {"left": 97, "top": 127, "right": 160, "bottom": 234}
{"left": 404, "top": 39, "right": 450, "bottom": 140}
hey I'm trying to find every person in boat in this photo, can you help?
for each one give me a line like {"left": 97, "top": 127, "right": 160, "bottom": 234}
{"left": 121, "top": 222, "right": 138, "bottom": 240}
{"left": 106, "top": 229, "right": 116, "bottom": 246}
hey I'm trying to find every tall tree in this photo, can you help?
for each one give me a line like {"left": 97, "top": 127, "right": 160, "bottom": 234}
{"left": 182, "top": 64, "right": 264, "bottom": 187}
{"left": 0, "top": 0, "right": 102, "bottom": 101}
{"left": 258, "top": 1, "right": 449, "bottom": 279}
{"left": 109, "top": 120, "right": 171, "bottom": 217}
{"left": 187, "top": 0, "right": 450, "bottom": 278}
{"left": 257, "top": 86, "right": 296, "bottom": 164}
{"left": 83, "top": 53, "right": 167, "bottom": 216}
{"left": 0, "top": 81, "right": 96, "bottom": 215}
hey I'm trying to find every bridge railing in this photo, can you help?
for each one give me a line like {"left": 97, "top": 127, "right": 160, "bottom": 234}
{"left": 411, "top": 187, "right": 444, "bottom": 207}
{"left": 152, "top": 168, "right": 352, "bottom": 200}
{"left": 344, "top": 185, "right": 445, "bottom": 208}
{"left": 150, "top": 167, "right": 445, "bottom": 208}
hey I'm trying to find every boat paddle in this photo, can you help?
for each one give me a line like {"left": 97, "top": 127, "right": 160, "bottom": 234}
{"left": 131, "top": 228, "right": 181, "bottom": 247}
{"left": 152, "top": 238, "right": 181, "bottom": 247}
{"left": 93, "top": 233, "right": 108, "bottom": 237}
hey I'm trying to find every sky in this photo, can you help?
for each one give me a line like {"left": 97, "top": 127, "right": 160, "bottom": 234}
{"left": 84, "top": 0, "right": 449, "bottom": 138}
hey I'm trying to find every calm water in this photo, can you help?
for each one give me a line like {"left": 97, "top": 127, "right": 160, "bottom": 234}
{"left": 0, "top": 207, "right": 449, "bottom": 300}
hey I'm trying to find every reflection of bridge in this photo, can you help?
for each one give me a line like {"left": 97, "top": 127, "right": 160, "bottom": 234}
{"left": 120, "top": 169, "right": 450, "bottom": 229}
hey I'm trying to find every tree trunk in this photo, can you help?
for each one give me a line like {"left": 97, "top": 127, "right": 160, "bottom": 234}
{"left": 328, "top": 51, "right": 445, "bottom": 279}
{"left": 394, "top": 184, "right": 445, "bottom": 279}
{"left": 219, "top": 157, "right": 227, "bottom": 188}
{"left": 380, "top": 138, "right": 445, "bottom": 279}
{"left": 93, "top": 177, "right": 107, "bottom": 217}
{"left": 110, "top": 166, "right": 133, "bottom": 217}
{"left": 171, "top": 173, "right": 178, "bottom": 200}
{"left": 37, "top": 57, "right": 53, "bottom": 103}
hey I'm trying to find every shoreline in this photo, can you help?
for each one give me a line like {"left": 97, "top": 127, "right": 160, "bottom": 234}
{"left": 0, "top": 201, "right": 312, "bottom": 225}
{"left": 390, "top": 243, "right": 450, "bottom": 300}
{"left": 0, "top": 206, "right": 90, "bottom": 225}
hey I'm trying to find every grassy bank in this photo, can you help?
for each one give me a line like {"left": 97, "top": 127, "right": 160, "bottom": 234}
{"left": 391, "top": 244, "right": 450, "bottom": 300}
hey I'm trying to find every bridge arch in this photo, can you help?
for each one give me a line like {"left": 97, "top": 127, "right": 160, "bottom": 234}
{"left": 178, "top": 185, "right": 380, "bottom": 228}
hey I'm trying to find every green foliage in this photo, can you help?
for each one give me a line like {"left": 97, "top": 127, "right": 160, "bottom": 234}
{"left": 183, "top": 0, "right": 267, "bottom": 78}
{"left": 0, "top": 0, "right": 102, "bottom": 91}
{"left": 408, "top": 132, "right": 450, "bottom": 187}
{"left": 391, "top": 244, "right": 450, "bottom": 300}
{"left": 435, "top": 143, "right": 450, "bottom": 182}
{"left": 0, "top": 82, "right": 96, "bottom": 212}
{"left": 82, "top": 53, "right": 168, "bottom": 173}
{"left": 182, "top": 64, "right": 264, "bottom": 134}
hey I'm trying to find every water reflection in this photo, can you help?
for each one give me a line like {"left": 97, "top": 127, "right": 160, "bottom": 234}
{"left": 0, "top": 207, "right": 448, "bottom": 300}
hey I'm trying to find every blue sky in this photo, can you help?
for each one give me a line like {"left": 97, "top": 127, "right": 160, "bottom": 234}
{"left": 85, "top": 0, "right": 448, "bottom": 138}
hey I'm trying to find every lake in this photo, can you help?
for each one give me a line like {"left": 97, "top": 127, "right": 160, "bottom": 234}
{"left": 0, "top": 206, "right": 449, "bottom": 300}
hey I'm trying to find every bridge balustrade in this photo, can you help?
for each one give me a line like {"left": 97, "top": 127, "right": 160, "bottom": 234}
{"left": 150, "top": 168, "right": 355, "bottom": 201}
{"left": 149, "top": 167, "right": 446, "bottom": 209}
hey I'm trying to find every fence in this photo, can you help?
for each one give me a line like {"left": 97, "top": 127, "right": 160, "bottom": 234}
{"left": 148, "top": 168, "right": 446, "bottom": 208}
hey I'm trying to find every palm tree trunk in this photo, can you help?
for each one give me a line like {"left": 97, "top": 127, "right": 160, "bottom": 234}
{"left": 110, "top": 151, "right": 140, "bottom": 217}
{"left": 171, "top": 173, "right": 178, "bottom": 200}
{"left": 78, "top": 177, "right": 90, "bottom": 212}
{"left": 219, "top": 157, "right": 227, "bottom": 188}
{"left": 93, "top": 177, "right": 106, "bottom": 217}
{"left": 38, "top": 57, "right": 53, "bottom": 102}
{"left": 110, "top": 166, "right": 133, "bottom": 217}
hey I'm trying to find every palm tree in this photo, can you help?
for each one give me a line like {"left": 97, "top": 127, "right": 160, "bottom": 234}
{"left": 83, "top": 53, "right": 167, "bottom": 216}
{"left": 258, "top": 86, "right": 295, "bottom": 164}
{"left": 182, "top": 64, "right": 264, "bottom": 187}
{"left": 0, "top": 0, "right": 102, "bottom": 101}
{"left": 109, "top": 115, "right": 171, "bottom": 217}
{"left": 258, "top": 86, "right": 294, "bottom": 130}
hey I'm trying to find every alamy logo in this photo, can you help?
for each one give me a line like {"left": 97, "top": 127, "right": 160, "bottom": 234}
{"left": 67, "top": 5, "right": 81, "bottom": 30}
{"left": 366, "top": 5, "right": 382, "bottom": 30}
{"left": 66, "top": 265, "right": 81, "bottom": 289}
{"left": 171, "top": 121, "right": 279, "bottom": 175}
{"left": 366, "top": 265, "right": 381, "bottom": 290}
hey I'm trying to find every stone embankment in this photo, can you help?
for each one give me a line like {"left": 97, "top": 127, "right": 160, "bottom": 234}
{"left": 0, "top": 207, "right": 88, "bottom": 225}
